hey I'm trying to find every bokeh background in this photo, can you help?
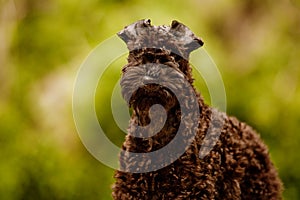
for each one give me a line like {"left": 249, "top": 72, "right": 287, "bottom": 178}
{"left": 1, "top": 0, "right": 300, "bottom": 199}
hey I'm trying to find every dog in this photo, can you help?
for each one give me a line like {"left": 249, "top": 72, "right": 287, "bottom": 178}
{"left": 112, "top": 19, "right": 282, "bottom": 200}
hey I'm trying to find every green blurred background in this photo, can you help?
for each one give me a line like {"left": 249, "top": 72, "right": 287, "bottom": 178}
{"left": 1, "top": 0, "right": 300, "bottom": 199}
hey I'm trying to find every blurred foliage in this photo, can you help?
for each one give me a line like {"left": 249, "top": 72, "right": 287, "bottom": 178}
{"left": 1, "top": 0, "right": 300, "bottom": 199}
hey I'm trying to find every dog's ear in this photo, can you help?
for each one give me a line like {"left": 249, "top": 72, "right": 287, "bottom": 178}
{"left": 170, "top": 20, "right": 204, "bottom": 53}
{"left": 185, "top": 37, "right": 204, "bottom": 52}
{"left": 118, "top": 19, "right": 152, "bottom": 43}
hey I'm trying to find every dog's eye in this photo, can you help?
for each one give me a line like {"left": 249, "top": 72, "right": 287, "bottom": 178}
{"left": 144, "top": 53, "right": 155, "bottom": 62}
{"left": 159, "top": 56, "right": 169, "bottom": 63}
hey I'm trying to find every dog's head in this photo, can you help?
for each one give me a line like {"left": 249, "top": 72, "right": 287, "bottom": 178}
{"left": 119, "top": 20, "right": 203, "bottom": 117}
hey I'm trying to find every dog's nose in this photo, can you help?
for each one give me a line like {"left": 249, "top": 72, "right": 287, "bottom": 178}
{"left": 142, "top": 75, "right": 156, "bottom": 84}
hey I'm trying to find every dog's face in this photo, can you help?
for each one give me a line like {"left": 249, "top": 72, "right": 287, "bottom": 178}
{"left": 120, "top": 61, "right": 184, "bottom": 112}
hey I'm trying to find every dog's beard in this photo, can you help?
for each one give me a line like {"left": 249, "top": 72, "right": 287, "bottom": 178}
{"left": 120, "top": 65, "right": 184, "bottom": 152}
{"left": 131, "top": 85, "right": 175, "bottom": 108}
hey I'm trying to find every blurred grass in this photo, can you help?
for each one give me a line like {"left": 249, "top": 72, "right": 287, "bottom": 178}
{"left": 1, "top": 0, "right": 300, "bottom": 199}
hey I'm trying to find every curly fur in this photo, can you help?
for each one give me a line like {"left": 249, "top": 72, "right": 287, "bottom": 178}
{"left": 112, "top": 19, "right": 282, "bottom": 200}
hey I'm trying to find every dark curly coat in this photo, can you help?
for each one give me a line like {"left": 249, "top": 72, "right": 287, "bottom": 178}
{"left": 112, "top": 19, "right": 282, "bottom": 200}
